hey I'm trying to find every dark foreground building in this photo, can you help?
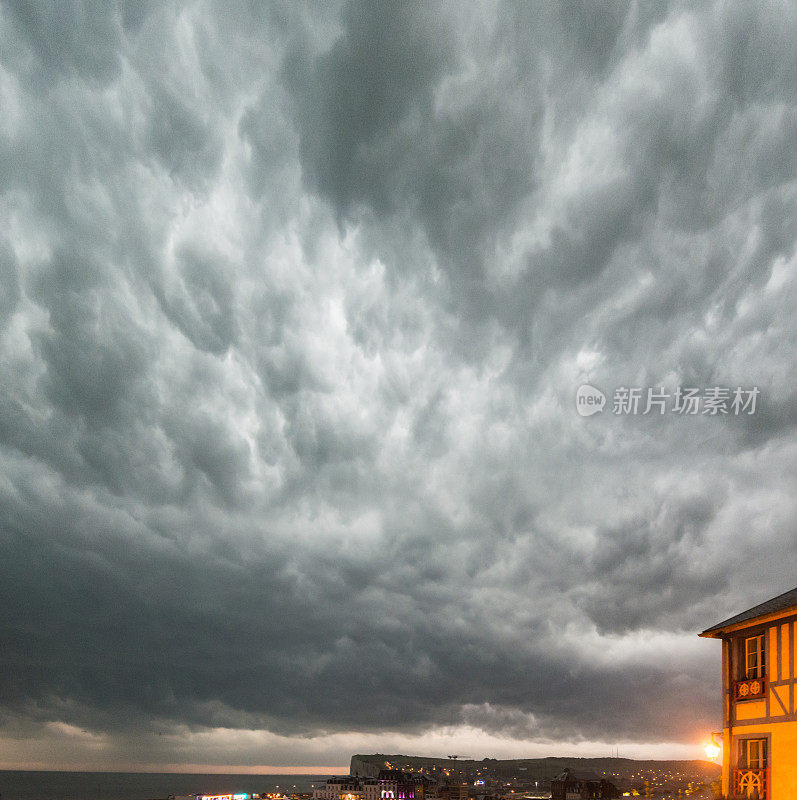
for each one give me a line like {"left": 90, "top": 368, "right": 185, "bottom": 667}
{"left": 550, "top": 769, "right": 620, "bottom": 800}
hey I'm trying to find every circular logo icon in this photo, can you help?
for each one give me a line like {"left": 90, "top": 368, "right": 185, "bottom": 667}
{"left": 576, "top": 384, "right": 606, "bottom": 416}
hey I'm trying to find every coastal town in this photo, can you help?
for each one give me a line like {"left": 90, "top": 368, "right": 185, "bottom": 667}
{"left": 171, "top": 754, "right": 721, "bottom": 800}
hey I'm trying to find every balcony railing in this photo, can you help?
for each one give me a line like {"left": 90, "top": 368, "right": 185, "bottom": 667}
{"left": 734, "top": 676, "right": 767, "bottom": 700}
{"left": 733, "top": 768, "right": 768, "bottom": 798}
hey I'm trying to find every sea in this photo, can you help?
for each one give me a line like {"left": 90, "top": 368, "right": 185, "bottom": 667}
{"left": 0, "top": 772, "right": 329, "bottom": 800}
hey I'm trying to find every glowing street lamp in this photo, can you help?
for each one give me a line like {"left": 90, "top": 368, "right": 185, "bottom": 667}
{"left": 705, "top": 731, "right": 722, "bottom": 761}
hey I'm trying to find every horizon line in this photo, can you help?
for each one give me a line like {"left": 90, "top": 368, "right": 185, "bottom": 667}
{"left": 0, "top": 765, "right": 350, "bottom": 775}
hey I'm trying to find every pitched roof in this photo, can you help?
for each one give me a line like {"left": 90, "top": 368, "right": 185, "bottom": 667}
{"left": 700, "top": 586, "right": 797, "bottom": 637}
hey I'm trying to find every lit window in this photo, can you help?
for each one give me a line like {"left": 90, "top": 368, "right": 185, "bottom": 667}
{"left": 744, "top": 739, "right": 767, "bottom": 770}
{"left": 744, "top": 635, "right": 765, "bottom": 679}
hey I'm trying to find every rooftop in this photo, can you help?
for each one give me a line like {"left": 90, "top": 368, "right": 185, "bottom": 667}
{"left": 699, "top": 586, "right": 797, "bottom": 637}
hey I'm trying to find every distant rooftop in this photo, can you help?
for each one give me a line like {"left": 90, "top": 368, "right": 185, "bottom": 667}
{"left": 700, "top": 586, "right": 797, "bottom": 637}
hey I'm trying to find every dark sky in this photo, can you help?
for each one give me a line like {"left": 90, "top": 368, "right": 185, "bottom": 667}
{"left": 1, "top": 0, "right": 796, "bottom": 772}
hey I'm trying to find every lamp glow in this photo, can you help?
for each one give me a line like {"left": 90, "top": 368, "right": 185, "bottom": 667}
{"left": 705, "top": 732, "right": 721, "bottom": 761}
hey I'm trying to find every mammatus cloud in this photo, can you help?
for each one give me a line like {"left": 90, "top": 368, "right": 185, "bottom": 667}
{"left": 0, "top": 0, "right": 795, "bottom": 770}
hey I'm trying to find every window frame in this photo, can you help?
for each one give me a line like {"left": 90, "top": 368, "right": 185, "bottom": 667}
{"left": 745, "top": 738, "right": 767, "bottom": 770}
{"left": 744, "top": 633, "right": 765, "bottom": 679}
{"left": 735, "top": 629, "right": 766, "bottom": 681}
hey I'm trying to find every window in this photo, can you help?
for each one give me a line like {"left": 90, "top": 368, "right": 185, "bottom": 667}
{"left": 734, "top": 738, "right": 768, "bottom": 798}
{"left": 745, "top": 634, "right": 765, "bottom": 679}
{"left": 747, "top": 739, "right": 766, "bottom": 770}
{"left": 740, "top": 738, "right": 767, "bottom": 770}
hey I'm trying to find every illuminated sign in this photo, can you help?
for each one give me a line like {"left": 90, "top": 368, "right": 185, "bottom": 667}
{"left": 200, "top": 795, "right": 233, "bottom": 800}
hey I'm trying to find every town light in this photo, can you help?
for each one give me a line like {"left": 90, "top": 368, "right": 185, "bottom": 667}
{"left": 705, "top": 732, "right": 721, "bottom": 761}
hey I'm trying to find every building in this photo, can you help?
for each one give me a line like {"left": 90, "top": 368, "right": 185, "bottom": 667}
{"left": 412, "top": 775, "right": 438, "bottom": 800}
{"left": 376, "top": 770, "right": 418, "bottom": 800}
{"left": 313, "top": 777, "right": 374, "bottom": 800}
{"left": 550, "top": 769, "right": 619, "bottom": 800}
{"left": 313, "top": 773, "right": 418, "bottom": 800}
{"left": 699, "top": 586, "right": 797, "bottom": 799}
{"left": 436, "top": 784, "right": 469, "bottom": 800}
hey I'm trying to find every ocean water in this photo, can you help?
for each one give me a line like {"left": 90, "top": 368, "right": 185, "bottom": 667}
{"left": 0, "top": 772, "right": 329, "bottom": 800}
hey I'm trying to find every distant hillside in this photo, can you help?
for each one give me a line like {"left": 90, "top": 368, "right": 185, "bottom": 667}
{"left": 350, "top": 753, "right": 720, "bottom": 783}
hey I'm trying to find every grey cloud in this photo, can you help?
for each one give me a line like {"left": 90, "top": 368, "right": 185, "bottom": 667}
{"left": 579, "top": 494, "right": 725, "bottom": 634}
{"left": 0, "top": 0, "right": 796, "bottom": 770}
{"left": 0, "top": 239, "right": 21, "bottom": 326}
{"left": 284, "top": 0, "right": 797, "bottom": 379}
{"left": 285, "top": 0, "right": 456, "bottom": 217}
{"left": 145, "top": 82, "right": 223, "bottom": 186}
{"left": 2, "top": 0, "right": 126, "bottom": 83}
{"left": 163, "top": 409, "right": 253, "bottom": 507}
{"left": 284, "top": 1, "right": 546, "bottom": 330}
{"left": 152, "top": 245, "right": 240, "bottom": 356}
{"left": 30, "top": 249, "right": 149, "bottom": 425}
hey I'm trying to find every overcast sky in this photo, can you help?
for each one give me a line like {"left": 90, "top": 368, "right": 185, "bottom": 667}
{"left": 1, "top": 0, "right": 796, "bottom": 773}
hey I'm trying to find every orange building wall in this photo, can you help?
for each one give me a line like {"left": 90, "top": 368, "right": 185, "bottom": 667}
{"left": 772, "top": 723, "right": 797, "bottom": 799}
{"left": 723, "top": 721, "right": 797, "bottom": 799}
{"left": 770, "top": 628, "right": 778, "bottom": 681}
{"left": 718, "top": 616, "right": 797, "bottom": 799}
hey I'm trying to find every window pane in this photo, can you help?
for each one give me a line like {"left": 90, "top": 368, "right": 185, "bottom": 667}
{"left": 744, "top": 635, "right": 764, "bottom": 678}
{"left": 745, "top": 739, "right": 767, "bottom": 769}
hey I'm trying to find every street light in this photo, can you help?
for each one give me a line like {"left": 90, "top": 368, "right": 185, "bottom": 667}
{"left": 705, "top": 732, "right": 721, "bottom": 761}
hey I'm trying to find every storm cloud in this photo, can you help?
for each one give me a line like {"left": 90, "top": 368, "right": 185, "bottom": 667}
{"left": 0, "top": 0, "right": 795, "bottom": 770}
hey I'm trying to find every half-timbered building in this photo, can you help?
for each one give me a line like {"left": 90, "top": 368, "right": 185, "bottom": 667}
{"left": 700, "top": 587, "right": 797, "bottom": 799}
